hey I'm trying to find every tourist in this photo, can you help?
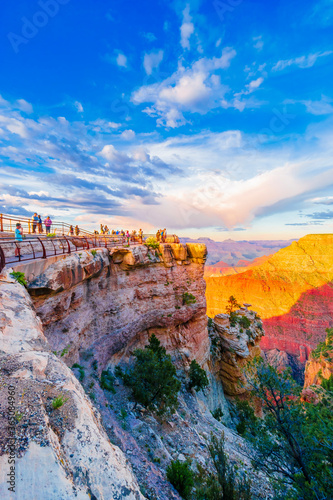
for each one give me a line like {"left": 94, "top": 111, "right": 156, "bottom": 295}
{"left": 14, "top": 223, "right": 23, "bottom": 258}
{"left": 156, "top": 229, "right": 161, "bottom": 242}
{"left": 163, "top": 228, "right": 167, "bottom": 243}
{"left": 126, "top": 230, "right": 130, "bottom": 245}
{"left": 69, "top": 225, "right": 74, "bottom": 236}
{"left": 75, "top": 225, "right": 80, "bottom": 236}
{"left": 44, "top": 216, "right": 52, "bottom": 234}
{"left": 38, "top": 215, "right": 43, "bottom": 233}
{"left": 32, "top": 212, "right": 38, "bottom": 233}
{"left": 139, "top": 228, "right": 143, "bottom": 244}
{"left": 100, "top": 224, "right": 104, "bottom": 234}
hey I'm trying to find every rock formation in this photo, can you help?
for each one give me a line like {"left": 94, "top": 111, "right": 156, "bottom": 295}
{"left": 304, "top": 329, "right": 333, "bottom": 388}
{"left": 206, "top": 234, "right": 333, "bottom": 362}
{"left": 24, "top": 243, "right": 209, "bottom": 370}
{"left": 0, "top": 271, "right": 145, "bottom": 500}
{"left": 210, "top": 306, "right": 264, "bottom": 397}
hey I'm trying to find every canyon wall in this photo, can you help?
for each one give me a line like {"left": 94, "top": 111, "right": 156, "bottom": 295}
{"left": 206, "top": 234, "right": 333, "bottom": 360}
{"left": 24, "top": 243, "right": 209, "bottom": 371}
{"left": 0, "top": 271, "right": 145, "bottom": 500}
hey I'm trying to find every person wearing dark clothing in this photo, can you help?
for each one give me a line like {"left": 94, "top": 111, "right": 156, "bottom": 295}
{"left": 38, "top": 215, "right": 43, "bottom": 233}
{"left": 32, "top": 213, "right": 38, "bottom": 233}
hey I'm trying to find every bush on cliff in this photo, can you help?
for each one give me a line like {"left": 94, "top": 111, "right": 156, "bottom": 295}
{"left": 244, "top": 357, "right": 333, "bottom": 499}
{"left": 167, "top": 460, "right": 194, "bottom": 499}
{"left": 195, "top": 433, "right": 252, "bottom": 500}
{"left": 188, "top": 360, "right": 209, "bottom": 392}
{"left": 226, "top": 295, "right": 241, "bottom": 315}
{"left": 123, "top": 334, "right": 181, "bottom": 417}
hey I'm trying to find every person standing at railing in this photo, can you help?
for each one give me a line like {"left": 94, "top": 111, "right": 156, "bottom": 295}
{"left": 156, "top": 229, "right": 161, "bottom": 242}
{"left": 163, "top": 228, "right": 167, "bottom": 243}
{"left": 75, "top": 225, "right": 80, "bottom": 236}
{"left": 44, "top": 216, "right": 52, "bottom": 234}
{"left": 38, "top": 215, "right": 43, "bottom": 233}
{"left": 139, "top": 228, "right": 143, "bottom": 244}
{"left": 68, "top": 225, "right": 74, "bottom": 236}
{"left": 32, "top": 213, "right": 38, "bottom": 233}
{"left": 14, "top": 223, "right": 23, "bottom": 258}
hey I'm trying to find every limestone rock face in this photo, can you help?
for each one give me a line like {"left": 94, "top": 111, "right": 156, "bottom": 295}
{"left": 0, "top": 271, "right": 145, "bottom": 500}
{"left": 211, "top": 308, "right": 264, "bottom": 396}
{"left": 206, "top": 234, "right": 333, "bottom": 360}
{"left": 26, "top": 245, "right": 209, "bottom": 371}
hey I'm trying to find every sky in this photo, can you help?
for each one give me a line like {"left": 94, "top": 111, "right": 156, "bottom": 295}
{"left": 0, "top": 0, "right": 333, "bottom": 240}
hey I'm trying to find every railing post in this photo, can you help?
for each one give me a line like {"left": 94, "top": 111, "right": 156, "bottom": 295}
{"left": 0, "top": 246, "right": 5, "bottom": 272}
{"left": 0, "top": 214, "right": 3, "bottom": 232}
{"left": 28, "top": 220, "right": 31, "bottom": 234}
{"left": 37, "top": 237, "right": 46, "bottom": 259}
{"left": 63, "top": 236, "right": 71, "bottom": 254}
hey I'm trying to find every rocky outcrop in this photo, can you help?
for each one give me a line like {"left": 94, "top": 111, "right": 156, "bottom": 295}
{"left": 24, "top": 244, "right": 209, "bottom": 372}
{"left": 0, "top": 271, "right": 145, "bottom": 500}
{"left": 304, "top": 329, "right": 333, "bottom": 388}
{"left": 210, "top": 306, "right": 264, "bottom": 396}
{"left": 206, "top": 234, "right": 333, "bottom": 361}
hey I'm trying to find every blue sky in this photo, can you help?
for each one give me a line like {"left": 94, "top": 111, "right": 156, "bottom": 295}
{"left": 0, "top": 0, "right": 333, "bottom": 239}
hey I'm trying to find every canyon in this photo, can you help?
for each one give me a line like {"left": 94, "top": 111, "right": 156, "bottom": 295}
{"left": 206, "top": 234, "right": 333, "bottom": 364}
{"left": 0, "top": 242, "right": 272, "bottom": 499}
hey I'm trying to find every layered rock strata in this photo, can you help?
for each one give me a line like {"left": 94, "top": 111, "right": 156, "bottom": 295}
{"left": 206, "top": 234, "right": 333, "bottom": 360}
{"left": 25, "top": 243, "right": 209, "bottom": 371}
{"left": 210, "top": 306, "right": 264, "bottom": 397}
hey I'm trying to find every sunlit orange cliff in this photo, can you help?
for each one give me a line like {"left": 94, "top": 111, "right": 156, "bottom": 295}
{"left": 205, "top": 234, "right": 333, "bottom": 361}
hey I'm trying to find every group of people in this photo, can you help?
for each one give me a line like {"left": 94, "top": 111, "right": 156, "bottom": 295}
{"left": 95, "top": 227, "right": 144, "bottom": 244}
{"left": 68, "top": 225, "right": 80, "bottom": 236}
{"left": 156, "top": 228, "right": 167, "bottom": 243}
{"left": 31, "top": 213, "right": 53, "bottom": 234}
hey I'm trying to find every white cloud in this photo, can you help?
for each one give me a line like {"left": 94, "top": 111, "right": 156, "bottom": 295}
{"left": 98, "top": 144, "right": 128, "bottom": 164}
{"left": 247, "top": 77, "right": 264, "bottom": 92}
{"left": 143, "top": 50, "right": 164, "bottom": 75}
{"left": 74, "top": 101, "right": 84, "bottom": 113}
{"left": 116, "top": 53, "right": 127, "bottom": 68}
{"left": 273, "top": 51, "right": 333, "bottom": 71}
{"left": 303, "top": 96, "right": 333, "bottom": 115}
{"left": 89, "top": 119, "right": 121, "bottom": 132}
{"left": 253, "top": 36, "right": 263, "bottom": 51}
{"left": 132, "top": 47, "right": 236, "bottom": 127}
{"left": 180, "top": 4, "right": 194, "bottom": 50}
{"left": 15, "top": 99, "right": 33, "bottom": 114}
{"left": 142, "top": 32, "right": 157, "bottom": 42}
{"left": 120, "top": 129, "right": 135, "bottom": 140}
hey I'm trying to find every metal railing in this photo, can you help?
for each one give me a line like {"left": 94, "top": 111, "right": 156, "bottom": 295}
{"left": 0, "top": 235, "right": 141, "bottom": 272}
{"left": 0, "top": 213, "right": 95, "bottom": 237}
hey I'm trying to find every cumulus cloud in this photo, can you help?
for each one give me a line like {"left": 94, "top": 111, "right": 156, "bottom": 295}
{"left": 180, "top": 4, "right": 194, "bottom": 50}
{"left": 120, "top": 129, "right": 136, "bottom": 140}
{"left": 132, "top": 47, "right": 236, "bottom": 127}
{"left": 273, "top": 51, "right": 333, "bottom": 71}
{"left": 116, "top": 53, "right": 128, "bottom": 67}
{"left": 143, "top": 50, "right": 164, "bottom": 75}
{"left": 15, "top": 99, "right": 33, "bottom": 114}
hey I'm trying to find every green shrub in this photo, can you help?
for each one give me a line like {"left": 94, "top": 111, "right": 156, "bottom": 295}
{"left": 188, "top": 360, "right": 209, "bottom": 392}
{"left": 52, "top": 394, "right": 68, "bottom": 410}
{"left": 229, "top": 311, "right": 239, "bottom": 327}
{"left": 320, "top": 374, "right": 333, "bottom": 391}
{"left": 183, "top": 292, "right": 196, "bottom": 305}
{"left": 100, "top": 370, "right": 116, "bottom": 393}
{"left": 238, "top": 316, "right": 251, "bottom": 329}
{"left": 211, "top": 407, "right": 224, "bottom": 422}
{"left": 226, "top": 295, "right": 241, "bottom": 315}
{"left": 90, "top": 249, "right": 97, "bottom": 257}
{"left": 46, "top": 233, "right": 56, "bottom": 237}
{"left": 195, "top": 434, "right": 252, "bottom": 500}
{"left": 208, "top": 317, "right": 213, "bottom": 328}
{"left": 235, "top": 400, "right": 259, "bottom": 439}
{"left": 144, "top": 237, "right": 160, "bottom": 249}
{"left": 166, "top": 460, "right": 194, "bottom": 499}
{"left": 72, "top": 363, "right": 85, "bottom": 382}
{"left": 123, "top": 334, "right": 181, "bottom": 417}
{"left": 10, "top": 271, "right": 27, "bottom": 287}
